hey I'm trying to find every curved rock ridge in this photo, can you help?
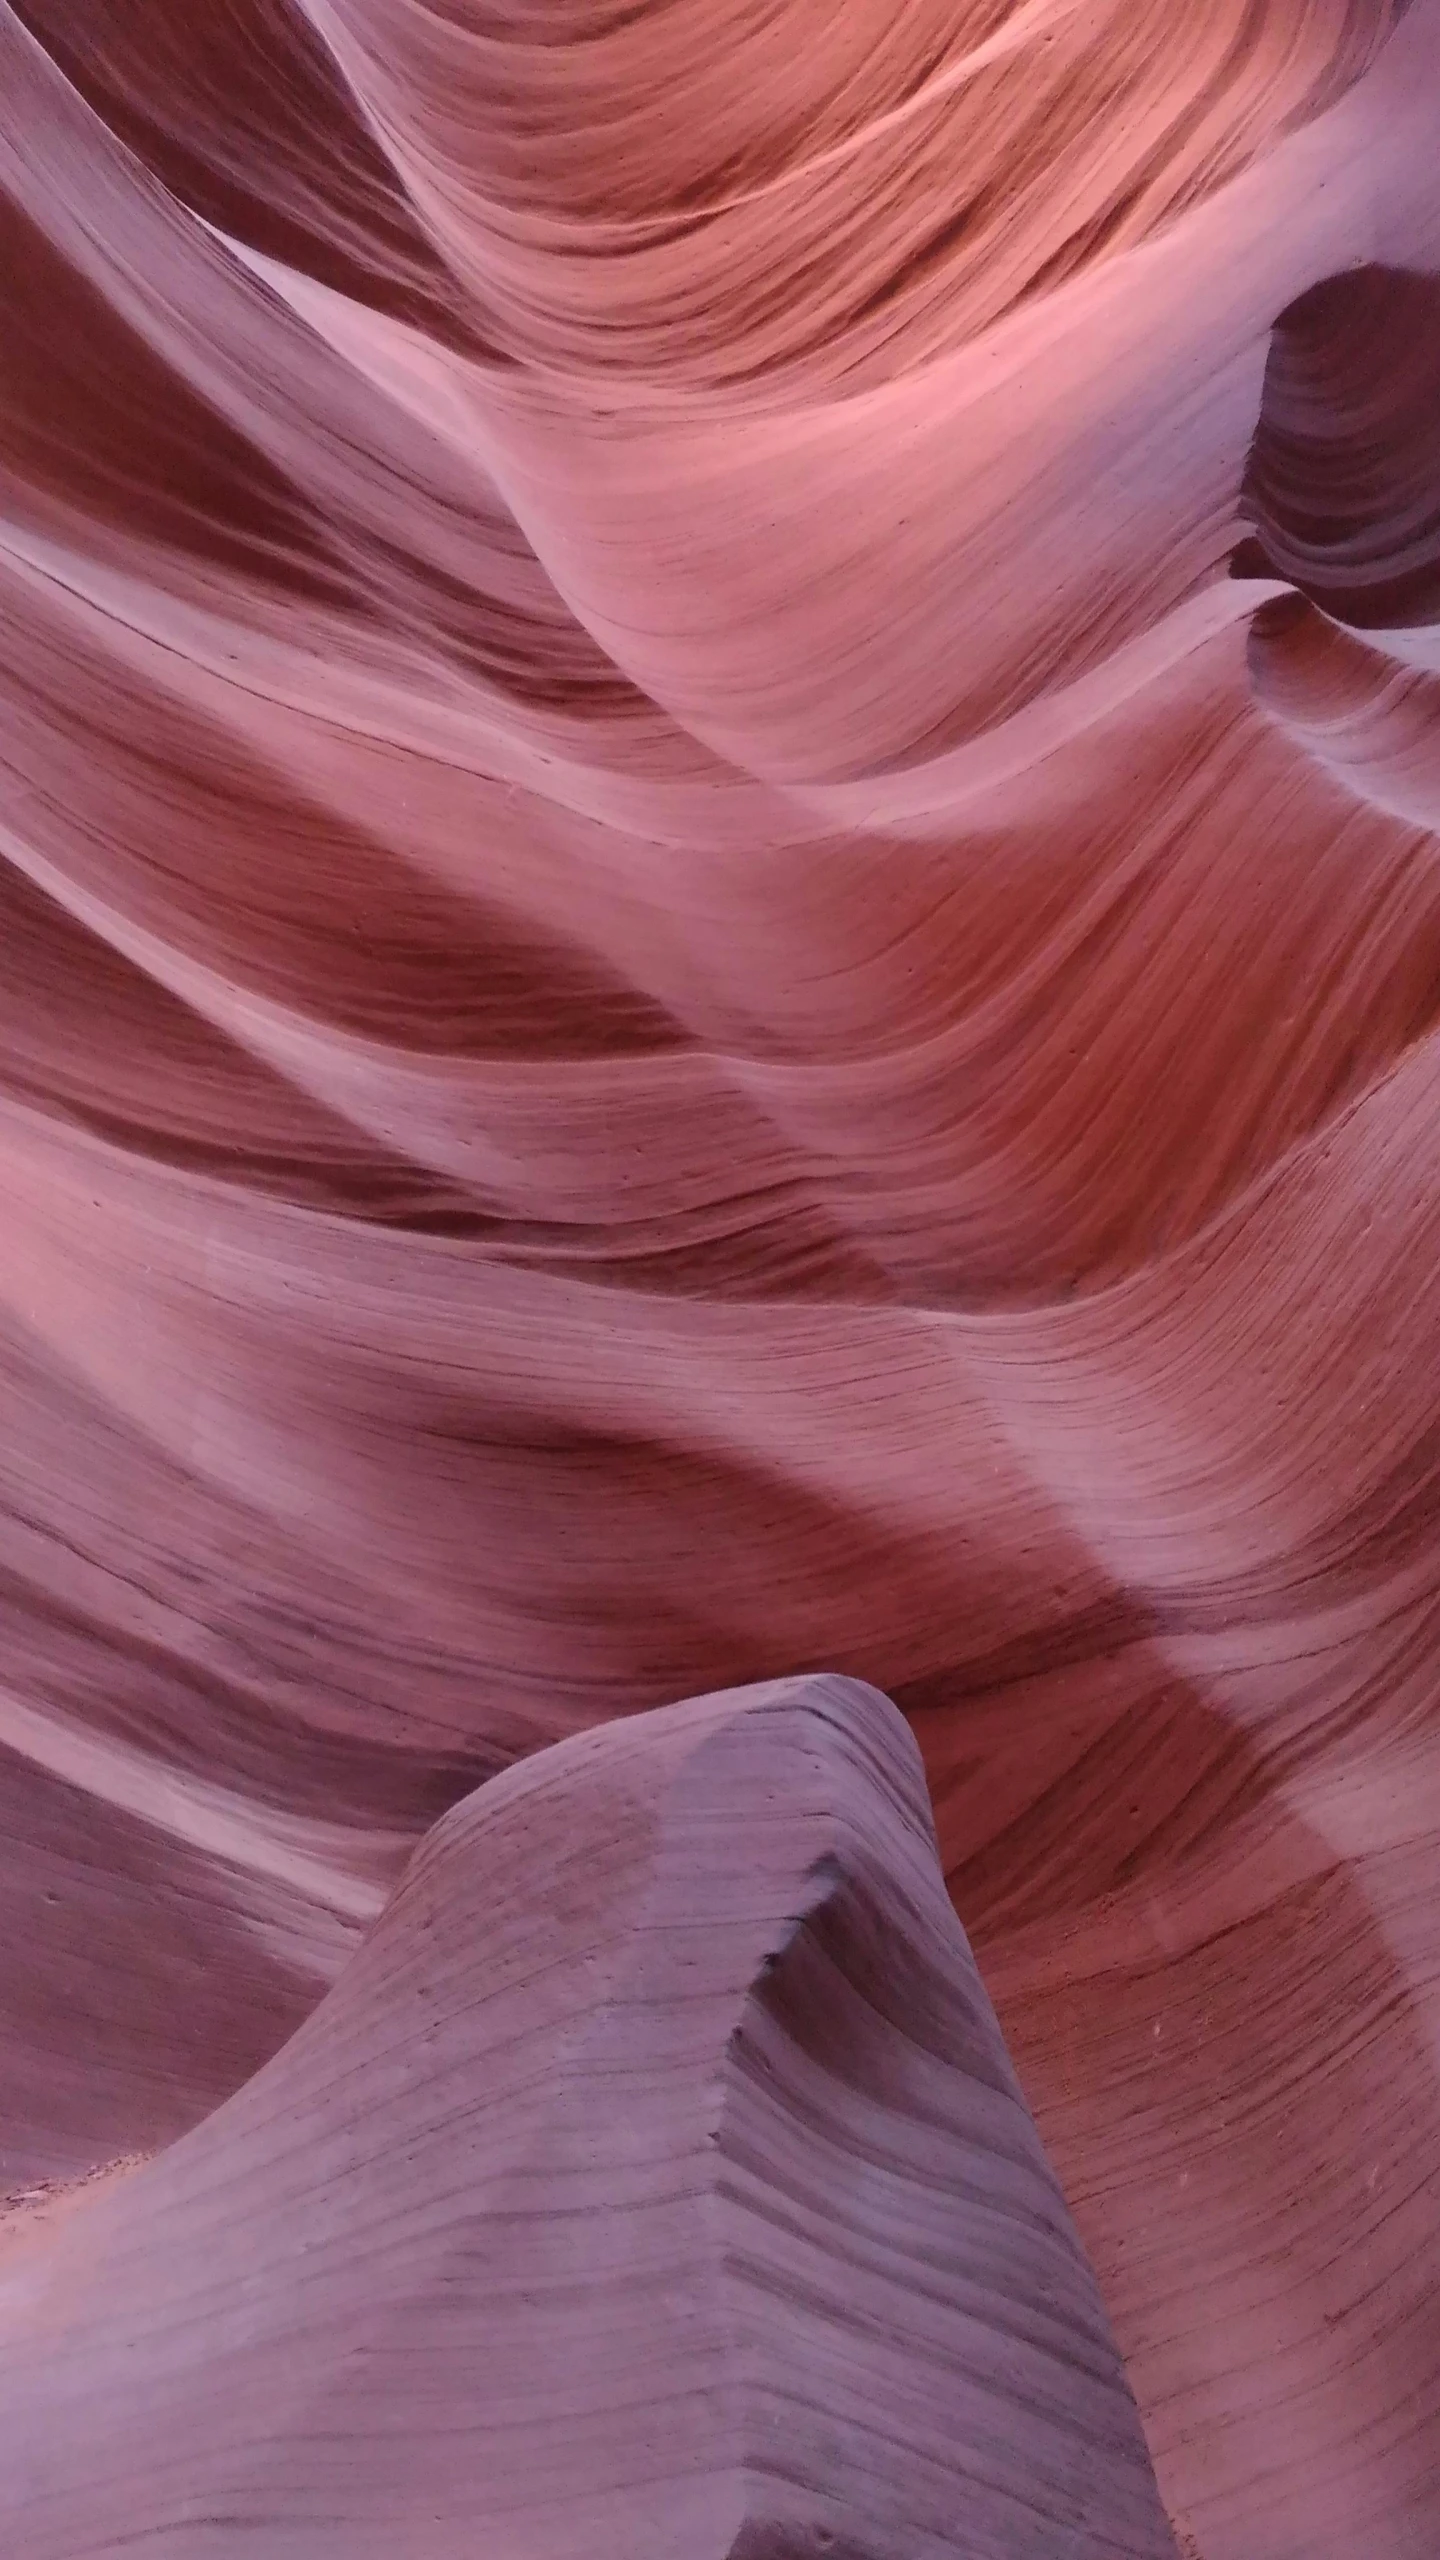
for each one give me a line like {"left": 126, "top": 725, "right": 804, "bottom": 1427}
{"left": 4, "top": 4, "right": 1440, "bottom": 2552}
{"left": 1243, "top": 264, "right": 1440, "bottom": 631}
{"left": 0, "top": 1675, "right": 1176, "bottom": 2559}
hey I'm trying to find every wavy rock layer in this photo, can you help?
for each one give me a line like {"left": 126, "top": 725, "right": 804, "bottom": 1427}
{"left": 3, "top": 5, "right": 1440, "bottom": 2553}
{"left": 0, "top": 1677, "right": 1176, "bottom": 2559}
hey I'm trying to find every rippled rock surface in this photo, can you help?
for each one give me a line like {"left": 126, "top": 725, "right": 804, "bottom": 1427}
{"left": 2, "top": 7, "right": 1440, "bottom": 2551}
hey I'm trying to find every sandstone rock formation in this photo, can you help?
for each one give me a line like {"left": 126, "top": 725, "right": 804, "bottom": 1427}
{"left": 2, "top": 4, "right": 1440, "bottom": 2550}
{"left": 0, "top": 1676, "right": 1177, "bottom": 2557}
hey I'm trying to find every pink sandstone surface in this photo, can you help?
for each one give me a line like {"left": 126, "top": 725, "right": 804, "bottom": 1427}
{"left": 2, "top": 3, "right": 1440, "bottom": 2550}
{"left": 0, "top": 1677, "right": 1178, "bottom": 2555}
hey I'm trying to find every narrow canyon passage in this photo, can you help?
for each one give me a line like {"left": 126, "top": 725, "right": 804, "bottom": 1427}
{"left": 3, "top": 5, "right": 1440, "bottom": 2551}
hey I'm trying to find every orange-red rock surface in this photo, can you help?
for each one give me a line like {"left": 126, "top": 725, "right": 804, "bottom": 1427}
{"left": 2, "top": 4, "right": 1440, "bottom": 2551}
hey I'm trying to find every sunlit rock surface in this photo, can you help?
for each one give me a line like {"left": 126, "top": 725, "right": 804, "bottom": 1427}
{"left": 2, "top": 7, "right": 1440, "bottom": 2550}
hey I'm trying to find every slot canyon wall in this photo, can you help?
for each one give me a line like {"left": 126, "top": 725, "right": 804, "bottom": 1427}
{"left": 0, "top": 1675, "right": 1184, "bottom": 2557}
{"left": 2, "top": 1, "right": 1440, "bottom": 2551}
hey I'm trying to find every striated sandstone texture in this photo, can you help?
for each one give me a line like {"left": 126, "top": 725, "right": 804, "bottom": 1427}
{"left": 2, "top": 4, "right": 1440, "bottom": 2551}
{"left": 0, "top": 1677, "right": 1176, "bottom": 2557}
